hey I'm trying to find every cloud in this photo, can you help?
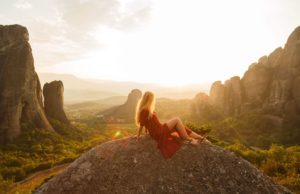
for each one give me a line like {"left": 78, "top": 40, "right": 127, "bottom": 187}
{"left": 14, "top": 0, "right": 32, "bottom": 9}
{"left": 57, "top": 0, "right": 152, "bottom": 38}
{"left": 27, "top": 0, "right": 152, "bottom": 67}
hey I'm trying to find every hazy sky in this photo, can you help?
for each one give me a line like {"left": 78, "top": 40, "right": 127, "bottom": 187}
{"left": 1, "top": 0, "right": 300, "bottom": 86}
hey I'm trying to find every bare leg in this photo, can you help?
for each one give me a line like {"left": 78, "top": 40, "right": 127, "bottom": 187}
{"left": 190, "top": 132, "right": 211, "bottom": 144}
{"left": 166, "top": 117, "right": 191, "bottom": 140}
{"left": 190, "top": 132, "right": 203, "bottom": 139}
{"left": 165, "top": 118, "right": 210, "bottom": 145}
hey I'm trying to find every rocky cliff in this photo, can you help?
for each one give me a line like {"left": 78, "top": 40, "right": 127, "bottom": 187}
{"left": 35, "top": 135, "right": 290, "bottom": 194}
{"left": 43, "top": 80, "right": 69, "bottom": 124}
{"left": 0, "top": 25, "right": 53, "bottom": 143}
{"left": 194, "top": 26, "right": 300, "bottom": 118}
{"left": 98, "top": 89, "right": 142, "bottom": 122}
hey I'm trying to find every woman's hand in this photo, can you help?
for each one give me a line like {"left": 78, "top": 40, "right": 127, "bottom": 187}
{"left": 144, "top": 128, "right": 149, "bottom": 134}
{"left": 134, "top": 126, "right": 145, "bottom": 142}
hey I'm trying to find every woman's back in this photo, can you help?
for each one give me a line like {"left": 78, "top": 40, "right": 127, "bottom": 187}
{"left": 139, "top": 108, "right": 165, "bottom": 141}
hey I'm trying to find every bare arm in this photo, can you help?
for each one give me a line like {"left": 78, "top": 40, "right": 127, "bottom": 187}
{"left": 137, "top": 125, "right": 143, "bottom": 138}
{"left": 144, "top": 127, "right": 149, "bottom": 134}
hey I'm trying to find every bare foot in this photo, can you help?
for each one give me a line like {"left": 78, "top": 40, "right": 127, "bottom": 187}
{"left": 190, "top": 138, "right": 200, "bottom": 146}
{"left": 201, "top": 138, "right": 211, "bottom": 144}
{"left": 183, "top": 138, "right": 199, "bottom": 146}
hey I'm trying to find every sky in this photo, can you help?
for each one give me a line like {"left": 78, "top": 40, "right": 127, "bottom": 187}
{"left": 1, "top": 0, "right": 300, "bottom": 86}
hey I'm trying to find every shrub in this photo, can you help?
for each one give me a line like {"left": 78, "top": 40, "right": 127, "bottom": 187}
{"left": 260, "top": 159, "right": 287, "bottom": 176}
{"left": 0, "top": 175, "right": 13, "bottom": 194}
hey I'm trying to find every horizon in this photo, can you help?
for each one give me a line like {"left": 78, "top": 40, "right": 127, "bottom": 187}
{"left": 38, "top": 72, "right": 213, "bottom": 88}
{"left": 1, "top": 0, "right": 300, "bottom": 86}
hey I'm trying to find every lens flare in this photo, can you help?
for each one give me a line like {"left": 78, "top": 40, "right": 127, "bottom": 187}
{"left": 114, "top": 130, "right": 121, "bottom": 138}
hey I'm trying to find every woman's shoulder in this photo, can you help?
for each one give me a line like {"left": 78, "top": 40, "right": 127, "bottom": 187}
{"left": 140, "top": 108, "right": 149, "bottom": 113}
{"left": 140, "top": 108, "right": 150, "bottom": 116}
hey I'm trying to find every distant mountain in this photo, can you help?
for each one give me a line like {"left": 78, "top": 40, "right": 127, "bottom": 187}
{"left": 38, "top": 73, "right": 120, "bottom": 103}
{"left": 38, "top": 73, "right": 211, "bottom": 102}
{"left": 65, "top": 96, "right": 127, "bottom": 114}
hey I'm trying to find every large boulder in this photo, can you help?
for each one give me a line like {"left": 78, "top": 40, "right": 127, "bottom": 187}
{"left": 35, "top": 136, "right": 290, "bottom": 194}
{"left": 0, "top": 25, "right": 53, "bottom": 143}
{"left": 43, "top": 80, "right": 69, "bottom": 124}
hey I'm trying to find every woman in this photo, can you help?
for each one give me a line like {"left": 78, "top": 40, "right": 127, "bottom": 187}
{"left": 135, "top": 91, "right": 209, "bottom": 159}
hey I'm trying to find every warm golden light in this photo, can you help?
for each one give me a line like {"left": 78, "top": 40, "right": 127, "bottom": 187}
{"left": 114, "top": 130, "right": 122, "bottom": 138}
{"left": 2, "top": 0, "right": 299, "bottom": 86}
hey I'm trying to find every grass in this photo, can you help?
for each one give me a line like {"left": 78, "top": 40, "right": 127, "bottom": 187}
{"left": 0, "top": 119, "right": 138, "bottom": 194}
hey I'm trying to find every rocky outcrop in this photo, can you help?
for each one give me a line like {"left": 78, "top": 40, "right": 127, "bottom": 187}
{"left": 265, "top": 26, "right": 300, "bottom": 115}
{"left": 43, "top": 81, "right": 69, "bottom": 124}
{"left": 241, "top": 62, "right": 271, "bottom": 106}
{"left": 191, "top": 93, "right": 217, "bottom": 121}
{"left": 224, "top": 76, "right": 242, "bottom": 115}
{"left": 209, "top": 81, "right": 224, "bottom": 110}
{"left": 35, "top": 135, "right": 290, "bottom": 194}
{"left": 195, "top": 26, "right": 300, "bottom": 118}
{"left": 207, "top": 76, "right": 242, "bottom": 116}
{"left": 0, "top": 25, "right": 53, "bottom": 143}
{"left": 98, "top": 89, "right": 142, "bottom": 122}
{"left": 292, "top": 76, "right": 300, "bottom": 110}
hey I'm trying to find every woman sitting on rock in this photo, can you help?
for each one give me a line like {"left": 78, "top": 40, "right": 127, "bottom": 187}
{"left": 135, "top": 91, "right": 210, "bottom": 158}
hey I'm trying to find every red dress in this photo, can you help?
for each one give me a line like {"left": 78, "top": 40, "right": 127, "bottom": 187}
{"left": 139, "top": 108, "right": 192, "bottom": 159}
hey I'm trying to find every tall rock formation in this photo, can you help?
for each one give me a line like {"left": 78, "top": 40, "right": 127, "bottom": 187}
{"left": 191, "top": 92, "right": 221, "bottom": 121}
{"left": 35, "top": 136, "right": 290, "bottom": 194}
{"left": 209, "top": 81, "right": 225, "bottom": 110}
{"left": 43, "top": 81, "right": 69, "bottom": 124}
{"left": 98, "top": 89, "right": 142, "bottom": 122}
{"left": 196, "top": 26, "right": 300, "bottom": 118}
{"left": 0, "top": 25, "right": 53, "bottom": 143}
{"left": 224, "top": 76, "right": 242, "bottom": 115}
{"left": 266, "top": 26, "right": 300, "bottom": 115}
{"left": 241, "top": 61, "right": 271, "bottom": 106}
{"left": 192, "top": 92, "right": 210, "bottom": 116}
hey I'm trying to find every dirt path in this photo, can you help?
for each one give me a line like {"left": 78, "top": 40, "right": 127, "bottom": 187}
{"left": 9, "top": 163, "right": 70, "bottom": 194}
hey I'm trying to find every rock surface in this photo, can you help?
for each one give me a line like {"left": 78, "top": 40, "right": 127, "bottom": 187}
{"left": 35, "top": 135, "right": 290, "bottom": 194}
{"left": 99, "top": 89, "right": 142, "bottom": 122}
{"left": 0, "top": 25, "right": 53, "bottom": 143}
{"left": 43, "top": 80, "right": 69, "bottom": 124}
{"left": 209, "top": 81, "right": 225, "bottom": 110}
{"left": 223, "top": 76, "right": 242, "bottom": 115}
{"left": 191, "top": 93, "right": 215, "bottom": 120}
{"left": 194, "top": 26, "right": 300, "bottom": 118}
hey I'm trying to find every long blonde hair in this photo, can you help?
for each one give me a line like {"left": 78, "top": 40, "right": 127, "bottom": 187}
{"left": 135, "top": 91, "right": 156, "bottom": 127}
